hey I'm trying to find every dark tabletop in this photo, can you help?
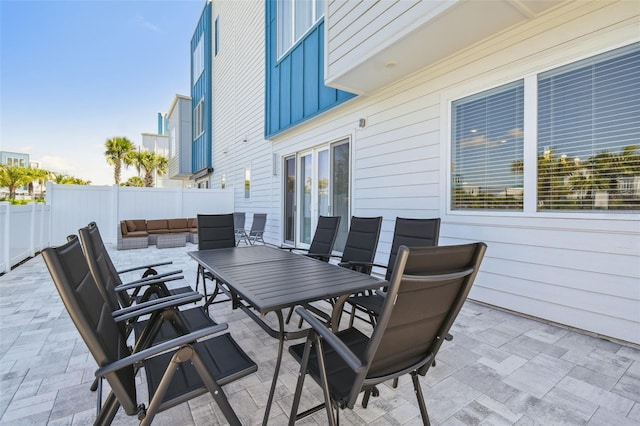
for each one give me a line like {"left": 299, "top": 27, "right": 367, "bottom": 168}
{"left": 188, "top": 246, "right": 384, "bottom": 314}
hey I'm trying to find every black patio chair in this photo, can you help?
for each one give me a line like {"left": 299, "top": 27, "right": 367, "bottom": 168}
{"left": 195, "top": 213, "right": 236, "bottom": 306}
{"left": 286, "top": 216, "right": 382, "bottom": 326}
{"left": 79, "top": 222, "right": 191, "bottom": 308}
{"left": 233, "top": 212, "right": 248, "bottom": 245}
{"left": 246, "top": 213, "right": 267, "bottom": 245}
{"left": 42, "top": 236, "right": 257, "bottom": 426}
{"left": 285, "top": 215, "right": 341, "bottom": 262}
{"left": 346, "top": 217, "right": 441, "bottom": 327}
{"left": 78, "top": 223, "right": 216, "bottom": 347}
{"left": 288, "top": 242, "right": 487, "bottom": 426}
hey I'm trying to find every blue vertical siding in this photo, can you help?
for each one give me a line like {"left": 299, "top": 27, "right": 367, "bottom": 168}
{"left": 264, "top": 0, "right": 356, "bottom": 138}
{"left": 191, "top": 2, "right": 212, "bottom": 174}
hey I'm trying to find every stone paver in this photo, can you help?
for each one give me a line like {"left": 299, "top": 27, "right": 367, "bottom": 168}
{"left": 0, "top": 243, "right": 638, "bottom": 425}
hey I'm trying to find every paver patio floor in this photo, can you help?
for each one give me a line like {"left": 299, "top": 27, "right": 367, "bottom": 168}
{"left": 1, "top": 243, "right": 638, "bottom": 425}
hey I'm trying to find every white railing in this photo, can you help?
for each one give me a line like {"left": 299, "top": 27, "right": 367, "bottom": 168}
{"left": 0, "top": 184, "right": 234, "bottom": 273}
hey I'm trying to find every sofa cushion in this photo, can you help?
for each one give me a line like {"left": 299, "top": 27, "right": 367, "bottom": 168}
{"left": 133, "top": 219, "right": 147, "bottom": 231}
{"left": 120, "top": 222, "right": 128, "bottom": 236}
{"left": 125, "top": 220, "right": 136, "bottom": 232}
{"left": 125, "top": 230, "right": 149, "bottom": 238}
{"left": 146, "top": 219, "right": 168, "bottom": 233}
{"left": 168, "top": 218, "right": 189, "bottom": 231}
{"left": 188, "top": 217, "right": 197, "bottom": 229}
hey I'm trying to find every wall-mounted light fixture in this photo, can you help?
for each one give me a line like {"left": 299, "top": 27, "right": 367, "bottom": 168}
{"left": 358, "top": 118, "right": 366, "bottom": 128}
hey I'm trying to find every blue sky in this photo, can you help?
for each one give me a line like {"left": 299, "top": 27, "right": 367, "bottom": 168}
{"left": 1, "top": 0, "right": 204, "bottom": 185}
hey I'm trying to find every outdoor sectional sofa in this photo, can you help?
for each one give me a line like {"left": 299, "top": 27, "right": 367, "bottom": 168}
{"left": 118, "top": 218, "right": 198, "bottom": 250}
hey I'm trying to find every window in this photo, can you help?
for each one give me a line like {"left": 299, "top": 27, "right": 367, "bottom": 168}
{"left": 277, "top": 0, "right": 325, "bottom": 58}
{"left": 192, "top": 34, "right": 204, "bottom": 82}
{"left": 451, "top": 81, "right": 524, "bottom": 210}
{"left": 537, "top": 43, "right": 640, "bottom": 211}
{"left": 214, "top": 16, "right": 220, "bottom": 56}
{"left": 450, "top": 43, "right": 640, "bottom": 213}
{"left": 193, "top": 100, "right": 205, "bottom": 137}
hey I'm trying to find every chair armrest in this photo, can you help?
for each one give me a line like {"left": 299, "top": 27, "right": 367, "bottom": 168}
{"left": 305, "top": 253, "right": 331, "bottom": 261}
{"left": 296, "top": 307, "right": 366, "bottom": 374}
{"left": 120, "top": 269, "right": 184, "bottom": 287}
{"left": 115, "top": 274, "right": 184, "bottom": 292}
{"left": 95, "top": 324, "right": 229, "bottom": 377}
{"left": 113, "top": 292, "right": 202, "bottom": 321}
{"left": 117, "top": 261, "right": 173, "bottom": 274}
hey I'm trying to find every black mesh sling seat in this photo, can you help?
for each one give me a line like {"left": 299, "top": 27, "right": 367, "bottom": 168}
{"left": 288, "top": 242, "right": 487, "bottom": 426}
{"left": 78, "top": 223, "right": 217, "bottom": 351}
{"left": 194, "top": 213, "right": 237, "bottom": 307}
{"left": 286, "top": 216, "right": 382, "bottom": 326}
{"left": 346, "top": 217, "right": 441, "bottom": 327}
{"left": 284, "top": 215, "right": 341, "bottom": 261}
{"left": 42, "top": 236, "right": 257, "bottom": 426}
{"left": 79, "top": 222, "right": 191, "bottom": 307}
{"left": 246, "top": 213, "right": 267, "bottom": 245}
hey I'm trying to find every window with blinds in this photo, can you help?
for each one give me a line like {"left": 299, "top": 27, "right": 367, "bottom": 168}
{"left": 451, "top": 81, "right": 524, "bottom": 210}
{"left": 537, "top": 43, "right": 640, "bottom": 211}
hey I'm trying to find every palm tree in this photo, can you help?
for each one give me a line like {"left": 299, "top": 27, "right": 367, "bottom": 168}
{"left": 29, "top": 168, "right": 51, "bottom": 199}
{"left": 132, "top": 151, "right": 168, "bottom": 187}
{"left": 0, "top": 165, "right": 32, "bottom": 200}
{"left": 105, "top": 136, "right": 135, "bottom": 185}
{"left": 122, "top": 176, "right": 145, "bottom": 187}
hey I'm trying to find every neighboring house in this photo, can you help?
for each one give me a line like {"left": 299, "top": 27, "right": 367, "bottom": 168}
{"left": 0, "top": 151, "right": 31, "bottom": 197}
{"left": 192, "top": 0, "right": 640, "bottom": 344}
{"left": 166, "top": 94, "right": 193, "bottom": 187}
{"left": 190, "top": 1, "right": 214, "bottom": 188}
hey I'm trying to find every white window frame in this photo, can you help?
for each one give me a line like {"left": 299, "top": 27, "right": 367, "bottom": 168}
{"left": 277, "top": 0, "right": 325, "bottom": 60}
{"left": 193, "top": 100, "right": 205, "bottom": 138}
{"left": 442, "top": 42, "right": 640, "bottom": 218}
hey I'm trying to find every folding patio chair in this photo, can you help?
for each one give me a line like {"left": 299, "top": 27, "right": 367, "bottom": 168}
{"left": 286, "top": 216, "right": 382, "bottom": 326}
{"left": 79, "top": 222, "right": 191, "bottom": 307}
{"left": 195, "top": 213, "right": 236, "bottom": 306}
{"left": 42, "top": 236, "right": 257, "bottom": 426}
{"left": 233, "top": 212, "right": 248, "bottom": 245}
{"left": 245, "top": 213, "right": 267, "bottom": 245}
{"left": 285, "top": 215, "right": 341, "bottom": 262}
{"left": 346, "top": 217, "right": 441, "bottom": 327}
{"left": 79, "top": 224, "right": 216, "bottom": 345}
{"left": 288, "top": 242, "right": 487, "bottom": 426}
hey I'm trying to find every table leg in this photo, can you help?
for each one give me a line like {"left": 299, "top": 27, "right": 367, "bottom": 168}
{"left": 263, "top": 310, "right": 285, "bottom": 426}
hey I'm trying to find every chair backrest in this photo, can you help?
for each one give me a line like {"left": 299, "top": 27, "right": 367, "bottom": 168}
{"left": 42, "top": 236, "right": 139, "bottom": 414}
{"left": 249, "top": 213, "right": 267, "bottom": 235}
{"left": 386, "top": 218, "right": 441, "bottom": 281}
{"left": 197, "top": 214, "right": 236, "bottom": 250}
{"left": 340, "top": 216, "right": 382, "bottom": 267}
{"left": 233, "top": 212, "right": 245, "bottom": 230}
{"left": 349, "top": 243, "right": 486, "bottom": 405}
{"left": 78, "top": 222, "right": 131, "bottom": 309}
{"left": 308, "top": 216, "right": 341, "bottom": 258}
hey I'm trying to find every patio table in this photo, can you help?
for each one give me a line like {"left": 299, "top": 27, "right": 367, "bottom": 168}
{"left": 188, "top": 245, "right": 384, "bottom": 425}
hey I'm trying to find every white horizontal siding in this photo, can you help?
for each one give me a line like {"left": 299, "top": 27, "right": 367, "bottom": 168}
{"left": 210, "top": 0, "right": 639, "bottom": 343}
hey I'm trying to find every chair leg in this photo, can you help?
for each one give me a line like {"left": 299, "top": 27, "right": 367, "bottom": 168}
{"left": 313, "top": 334, "right": 337, "bottom": 426}
{"left": 393, "top": 377, "right": 399, "bottom": 388}
{"left": 95, "top": 391, "right": 121, "bottom": 426}
{"left": 285, "top": 306, "right": 295, "bottom": 324}
{"left": 411, "top": 372, "right": 431, "bottom": 426}
{"left": 289, "top": 337, "right": 313, "bottom": 426}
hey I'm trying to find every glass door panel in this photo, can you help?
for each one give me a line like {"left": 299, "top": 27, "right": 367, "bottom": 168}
{"left": 284, "top": 156, "right": 296, "bottom": 244}
{"left": 300, "top": 153, "right": 312, "bottom": 244}
{"left": 317, "top": 149, "right": 329, "bottom": 217}
{"left": 332, "top": 141, "right": 350, "bottom": 252}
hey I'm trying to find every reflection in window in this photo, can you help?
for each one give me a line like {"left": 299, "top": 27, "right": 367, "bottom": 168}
{"left": 537, "top": 43, "right": 640, "bottom": 211}
{"left": 192, "top": 35, "right": 204, "bottom": 82}
{"left": 451, "top": 81, "right": 524, "bottom": 210}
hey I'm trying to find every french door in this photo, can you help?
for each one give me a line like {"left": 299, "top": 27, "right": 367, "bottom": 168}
{"left": 283, "top": 138, "right": 350, "bottom": 251}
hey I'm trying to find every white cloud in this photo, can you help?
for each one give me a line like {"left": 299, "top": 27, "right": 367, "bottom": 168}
{"left": 135, "top": 14, "right": 161, "bottom": 33}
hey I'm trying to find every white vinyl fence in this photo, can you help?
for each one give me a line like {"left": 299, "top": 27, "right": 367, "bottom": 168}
{"left": 0, "top": 202, "right": 51, "bottom": 273}
{"left": 0, "top": 184, "right": 234, "bottom": 273}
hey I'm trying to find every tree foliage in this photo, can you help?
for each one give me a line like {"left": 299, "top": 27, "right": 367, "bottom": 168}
{"left": 132, "top": 151, "right": 169, "bottom": 187}
{"left": 105, "top": 136, "right": 135, "bottom": 185}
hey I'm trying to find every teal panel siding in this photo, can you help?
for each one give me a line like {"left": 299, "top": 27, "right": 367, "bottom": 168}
{"left": 265, "top": 0, "right": 356, "bottom": 138}
{"left": 191, "top": 2, "right": 212, "bottom": 174}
